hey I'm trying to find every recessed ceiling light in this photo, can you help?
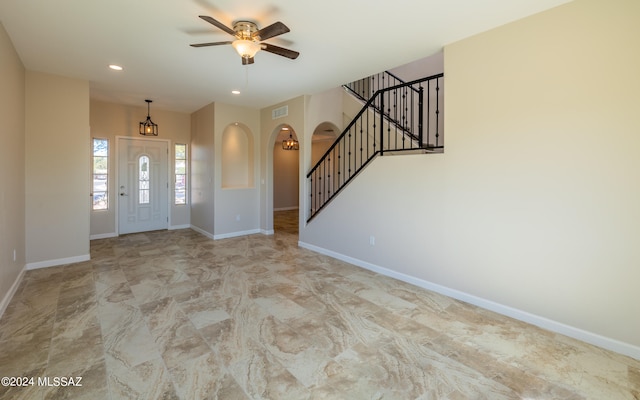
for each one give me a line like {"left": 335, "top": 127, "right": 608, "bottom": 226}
{"left": 231, "top": 90, "right": 240, "bottom": 94}
{"left": 109, "top": 64, "right": 123, "bottom": 71}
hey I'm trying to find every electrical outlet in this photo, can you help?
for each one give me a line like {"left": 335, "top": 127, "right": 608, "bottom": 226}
{"left": 13, "top": 249, "right": 16, "bottom": 261}
{"left": 369, "top": 236, "right": 375, "bottom": 246}
{"left": 236, "top": 215, "right": 241, "bottom": 221}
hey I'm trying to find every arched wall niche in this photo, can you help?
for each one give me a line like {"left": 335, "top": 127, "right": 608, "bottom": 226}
{"left": 221, "top": 123, "right": 254, "bottom": 189}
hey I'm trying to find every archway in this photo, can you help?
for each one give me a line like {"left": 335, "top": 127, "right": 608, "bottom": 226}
{"left": 272, "top": 124, "right": 300, "bottom": 235}
{"left": 311, "top": 121, "right": 339, "bottom": 166}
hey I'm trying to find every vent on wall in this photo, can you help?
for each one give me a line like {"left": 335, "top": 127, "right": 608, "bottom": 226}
{"left": 272, "top": 105, "right": 288, "bottom": 119}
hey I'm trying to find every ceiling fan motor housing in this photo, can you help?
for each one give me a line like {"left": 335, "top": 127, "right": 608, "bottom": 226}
{"left": 233, "top": 21, "right": 259, "bottom": 40}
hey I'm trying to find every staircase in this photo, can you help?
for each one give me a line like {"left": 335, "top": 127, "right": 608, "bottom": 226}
{"left": 306, "top": 71, "right": 444, "bottom": 222}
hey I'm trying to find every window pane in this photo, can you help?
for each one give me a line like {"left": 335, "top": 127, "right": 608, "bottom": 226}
{"left": 93, "top": 192, "right": 108, "bottom": 210}
{"left": 175, "top": 175, "right": 186, "bottom": 190}
{"left": 175, "top": 144, "right": 186, "bottom": 159}
{"left": 93, "top": 139, "right": 108, "bottom": 156}
{"left": 175, "top": 190, "right": 186, "bottom": 205}
{"left": 92, "top": 138, "right": 108, "bottom": 210}
{"left": 175, "top": 160, "right": 186, "bottom": 175}
{"left": 94, "top": 156, "right": 108, "bottom": 174}
{"left": 93, "top": 174, "right": 107, "bottom": 191}
{"left": 139, "top": 190, "right": 149, "bottom": 204}
{"left": 139, "top": 155, "right": 150, "bottom": 205}
{"left": 174, "top": 144, "right": 187, "bottom": 205}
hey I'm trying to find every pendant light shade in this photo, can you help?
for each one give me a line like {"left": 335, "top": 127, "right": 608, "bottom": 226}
{"left": 139, "top": 99, "right": 158, "bottom": 136}
{"left": 282, "top": 132, "right": 299, "bottom": 150}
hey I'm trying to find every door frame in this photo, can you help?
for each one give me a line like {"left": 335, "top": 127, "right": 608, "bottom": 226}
{"left": 115, "top": 136, "right": 171, "bottom": 235}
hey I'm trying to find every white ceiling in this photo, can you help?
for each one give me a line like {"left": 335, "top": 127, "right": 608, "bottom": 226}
{"left": 0, "top": 0, "right": 570, "bottom": 114}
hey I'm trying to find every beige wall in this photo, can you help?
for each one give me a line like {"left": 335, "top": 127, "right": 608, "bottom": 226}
{"left": 190, "top": 103, "right": 216, "bottom": 236}
{"left": 300, "top": 0, "right": 640, "bottom": 358}
{"left": 442, "top": 0, "right": 640, "bottom": 349}
{"left": 0, "top": 22, "right": 26, "bottom": 312}
{"left": 25, "top": 71, "right": 90, "bottom": 267}
{"left": 89, "top": 100, "right": 191, "bottom": 237}
{"left": 213, "top": 102, "right": 260, "bottom": 238}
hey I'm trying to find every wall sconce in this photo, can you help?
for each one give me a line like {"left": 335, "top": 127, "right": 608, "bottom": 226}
{"left": 139, "top": 99, "right": 158, "bottom": 136}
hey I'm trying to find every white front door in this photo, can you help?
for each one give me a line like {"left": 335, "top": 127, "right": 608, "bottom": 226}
{"left": 118, "top": 138, "right": 169, "bottom": 234}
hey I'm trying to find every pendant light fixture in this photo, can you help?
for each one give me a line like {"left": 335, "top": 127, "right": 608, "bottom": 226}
{"left": 139, "top": 99, "right": 158, "bottom": 136}
{"left": 281, "top": 128, "right": 299, "bottom": 150}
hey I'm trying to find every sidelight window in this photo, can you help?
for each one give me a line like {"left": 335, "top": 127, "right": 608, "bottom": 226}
{"left": 175, "top": 144, "right": 187, "bottom": 205}
{"left": 92, "top": 138, "right": 109, "bottom": 210}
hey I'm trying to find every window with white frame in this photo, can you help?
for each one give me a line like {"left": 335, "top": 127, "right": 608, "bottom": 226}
{"left": 92, "top": 138, "right": 108, "bottom": 210}
{"left": 175, "top": 144, "right": 187, "bottom": 205}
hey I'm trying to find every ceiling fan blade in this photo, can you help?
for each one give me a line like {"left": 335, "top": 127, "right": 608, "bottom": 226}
{"left": 241, "top": 57, "right": 255, "bottom": 65}
{"left": 199, "top": 15, "right": 236, "bottom": 36}
{"left": 190, "top": 41, "right": 233, "bottom": 47}
{"left": 261, "top": 43, "right": 299, "bottom": 60}
{"left": 253, "top": 21, "right": 289, "bottom": 41}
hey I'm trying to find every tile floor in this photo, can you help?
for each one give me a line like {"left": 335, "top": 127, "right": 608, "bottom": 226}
{"left": 1, "top": 210, "right": 639, "bottom": 399}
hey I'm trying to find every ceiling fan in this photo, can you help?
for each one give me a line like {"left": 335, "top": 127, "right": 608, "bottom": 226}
{"left": 190, "top": 15, "right": 300, "bottom": 65}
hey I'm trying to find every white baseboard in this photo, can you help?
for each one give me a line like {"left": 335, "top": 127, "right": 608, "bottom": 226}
{"left": 26, "top": 254, "right": 91, "bottom": 270}
{"left": 169, "top": 224, "right": 191, "bottom": 231}
{"left": 90, "top": 232, "right": 118, "bottom": 240}
{"left": 298, "top": 240, "right": 640, "bottom": 361}
{"left": 190, "top": 225, "right": 214, "bottom": 240}
{"left": 213, "top": 229, "right": 261, "bottom": 240}
{"left": 274, "top": 206, "right": 299, "bottom": 211}
{"left": 262, "top": 229, "right": 275, "bottom": 236}
{"left": 0, "top": 265, "right": 26, "bottom": 319}
{"left": 190, "top": 226, "right": 261, "bottom": 240}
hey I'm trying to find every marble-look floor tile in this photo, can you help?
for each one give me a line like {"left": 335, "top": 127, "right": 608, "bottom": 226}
{"left": 106, "top": 356, "right": 177, "bottom": 399}
{"left": 168, "top": 352, "right": 246, "bottom": 400}
{"left": 1, "top": 210, "right": 639, "bottom": 399}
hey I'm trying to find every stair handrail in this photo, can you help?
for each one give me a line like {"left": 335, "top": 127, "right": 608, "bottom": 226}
{"left": 307, "top": 72, "right": 443, "bottom": 222}
{"left": 343, "top": 70, "right": 420, "bottom": 104}
{"left": 309, "top": 72, "right": 442, "bottom": 175}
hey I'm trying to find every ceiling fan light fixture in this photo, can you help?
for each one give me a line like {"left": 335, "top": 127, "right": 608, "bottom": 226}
{"left": 232, "top": 39, "right": 261, "bottom": 59}
{"left": 139, "top": 99, "right": 158, "bottom": 136}
{"left": 192, "top": 15, "right": 299, "bottom": 64}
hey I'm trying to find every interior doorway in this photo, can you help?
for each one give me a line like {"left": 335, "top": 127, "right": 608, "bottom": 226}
{"left": 117, "top": 137, "right": 169, "bottom": 234}
{"left": 273, "top": 125, "right": 299, "bottom": 236}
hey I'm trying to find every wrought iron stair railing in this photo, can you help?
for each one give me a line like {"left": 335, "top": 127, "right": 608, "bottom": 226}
{"left": 344, "top": 70, "right": 415, "bottom": 105}
{"left": 307, "top": 73, "right": 443, "bottom": 222}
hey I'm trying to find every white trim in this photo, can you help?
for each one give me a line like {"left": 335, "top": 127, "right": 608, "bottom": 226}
{"left": 169, "top": 224, "right": 191, "bottom": 231}
{"left": 115, "top": 136, "right": 171, "bottom": 235}
{"left": 262, "top": 229, "right": 275, "bottom": 235}
{"left": 189, "top": 225, "right": 263, "bottom": 240}
{"left": 274, "top": 206, "right": 299, "bottom": 212}
{"left": 0, "top": 266, "right": 27, "bottom": 319}
{"left": 190, "top": 225, "right": 214, "bottom": 240}
{"left": 26, "top": 254, "right": 91, "bottom": 270}
{"left": 213, "top": 229, "right": 261, "bottom": 240}
{"left": 298, "top": 240, "right": 640, "bottom": 361}
{"left": 90, "top": 232, "right": 118, "bottom": 240}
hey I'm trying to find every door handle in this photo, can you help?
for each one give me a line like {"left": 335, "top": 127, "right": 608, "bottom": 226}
{"left": 120, "top": 192, "right": 128, "bottom": 196}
